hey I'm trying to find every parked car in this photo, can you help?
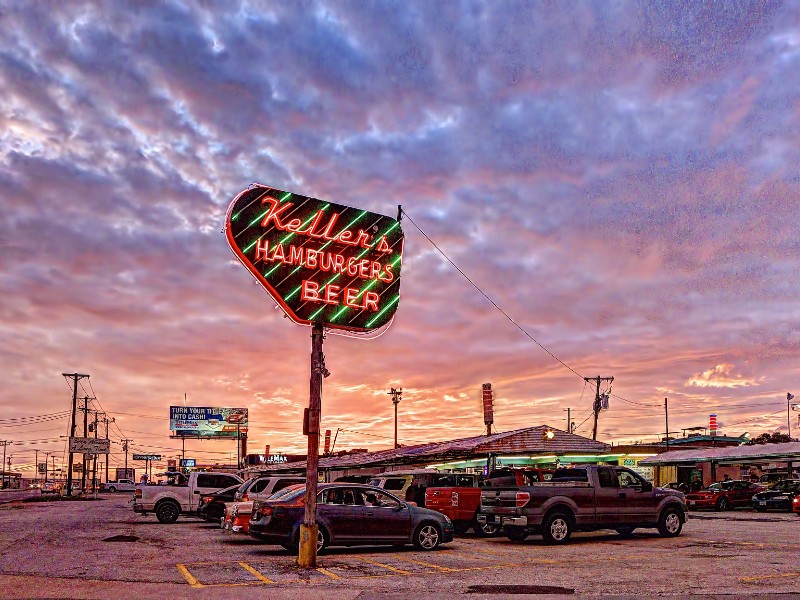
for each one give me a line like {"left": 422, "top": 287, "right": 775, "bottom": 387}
{"left": 249, "top": 483, "right": 454, "bottom": 552}
{"left": 133, "top": 471, "right": 243, "bottom": 523}
{"left": 685, "top": 480, "right": 763, "bottom": 511}
{"left": 752, "top": 480, "right": 800, "bottom": 512}
{"left": 478, "top": 465, "right": 687, "bottom": 544}
{"left": 368, "top": 470, "right": 482, "bottom": 507}
{"left": 425, "top": 473, "right": 499, "bottom": 536}
{"left": 233, "top": 475, "right": 305, "bottom": 502}
{"left": 198, "top": 484, "right": 240, "bottom": 522}
{"left": 793, "top": 493, "right": 800, "bottom": 515}
{"left": 223, "top": 501, "right": 254, "bottom": 533}
{"left": 662, "top": 482, "right": 689, "bottom": 494}
{"left": 758, "top": 472, "right": 797, "bottom": 488}
{"left": 102, "top": 479, "right": 137, "bottom": 493}
{"left": 40, "top": 482, "right": 57, "bottom": 494}
{"left": 484, "top": 468, "right": 554, "bottom": 487}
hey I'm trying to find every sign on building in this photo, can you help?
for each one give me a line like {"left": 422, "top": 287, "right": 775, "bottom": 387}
{"left": 68, "top": 437, "right": 110, "bottom": 455}
{"left": 132, "top": 454, "right": 162, "bottom": 461}
{"left": 482, "top": 383, "right": 494, "bottom": 426}
{"left": 37, "top": 463, "right": 47, "bottom": 474}
{"left": 169, "top": 406, "right": 248, "bottom": 438}
{"left": 225, "top": 184, "right": 404, "bottom": 333}
{"left": 179, "top": 458, "right": 196, "bottom": 467}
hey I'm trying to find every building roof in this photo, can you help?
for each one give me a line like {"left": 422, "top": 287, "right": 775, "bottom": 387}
{"left": 640, "top": 442, "right": 800, "bottom": 466}
{"left": 252, "top": 425, "right": 610, "bottom": 473}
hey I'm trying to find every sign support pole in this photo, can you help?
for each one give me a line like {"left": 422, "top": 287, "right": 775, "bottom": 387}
{"left": 299, "top": 323, "right": 324, "bottom": 568}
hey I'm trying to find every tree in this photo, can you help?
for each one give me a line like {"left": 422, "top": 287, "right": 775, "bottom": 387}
{"left": 746, "top": 432, "right": 795, "bottom": 445}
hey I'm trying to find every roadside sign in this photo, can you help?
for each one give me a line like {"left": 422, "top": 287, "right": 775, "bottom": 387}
{"left": 68, "top": 437, "right": 110, "bottom": 455}
{"left": 38, "top": 463, "right": 47, "bottom": 474}
{"left": 132, "top": 454, "right": 161, "bottom": 461}
{"left": 225, "top": 184, "right": 404, "bottom": 333}
{"left": 179, "top": 458, "right": 196, "bottom": 467}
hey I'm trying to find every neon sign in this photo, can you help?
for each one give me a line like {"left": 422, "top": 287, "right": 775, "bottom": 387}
{"left": 225, "top": 184, "right": 404, "bottom": 332}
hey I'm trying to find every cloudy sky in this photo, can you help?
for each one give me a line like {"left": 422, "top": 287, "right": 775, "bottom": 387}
{"left": 2, "top": 1, "right": 799, "bottom": 474}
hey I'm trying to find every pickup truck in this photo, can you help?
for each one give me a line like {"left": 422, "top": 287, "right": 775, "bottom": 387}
{"left": 478, "top": 465, "right": 687, "bottom": 544}
{"left": 102, "top": 479, "right": 137, "bottom": 493}
{"left": 426, "top": 486, "right": 496, "bottom": 536}
{"left": 133, "top": 471, "right": 243, "bottom": 523}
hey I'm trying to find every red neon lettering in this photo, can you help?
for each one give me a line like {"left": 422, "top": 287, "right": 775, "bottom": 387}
{"left": 369, "top": 262, "right": 381, "bottom": 280}
{"left": 358, "top": 259, "right": 371, "bottom": 279}
{"left": 379, "top": 264, "right": 394, "bottom": 283}
{"left": 285, "top": 218, "right": 302, "bottom": 231}
{"left": 272, "top": 243, "right": 286, "bottom": 262}
{"left": 375, "top": 236, "right": 392, "bottom": 253}
{"left": 300, "top": 210, "right": 326, "bottom": 237}
{"left": 259, "top": 198, "right": 293, "bottom": 229}
{"left": 345, "top": 288, "right": 359, "bottom": 308}
{"left": 338, "top": 229, "right": 354, "bottom": 244}
{"left": 324, "top": 285, "right": 340, "bottom": 305}
{"left": 347, "top": 257, "right": 358, "bottom": 276}
{"left": 289, "top": 246, "right": 304, "bottom": 264}
{"left": 355, "top": 230, "right": 371, "bottom": 249}
{"left": 301, "top": 280, "right": 321, "bottom": 301}
{"left": 364, "top": 291, "right": 379, "bottom": 312}
{"left": 254, "top": 239, "right": 269, "bottom": 262}
{"left": 332, "top": 254, "right": 345, "bottom": 273}
{"left": 320, "top": 253, "right": 333, "bottom": 272}
{"left": 306, "top": 249, "right": 318, "bottom": 269}
{"left": 319, "top": 213, "right": 339, "bottom": 238}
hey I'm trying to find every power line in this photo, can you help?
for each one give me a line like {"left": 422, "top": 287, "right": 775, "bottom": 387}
{"left": 402, "top": 210, "right": 584, "bottom": 380}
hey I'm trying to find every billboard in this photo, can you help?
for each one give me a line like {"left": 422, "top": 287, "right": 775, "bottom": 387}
{"left": 133, "top": 453, "right": 161, "bottom": 461}
{"left": 225, "top": 184, "right": 404, "bottom": 333}
{"left": 169, "top": 406, "right": 248, "bottom": 438}
{"left": 68, "top": 437, "right": 110, "bottom": 455}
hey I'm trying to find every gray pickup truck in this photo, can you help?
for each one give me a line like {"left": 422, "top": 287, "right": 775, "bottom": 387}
{"left": 477, "top": 465, "right": 687, "bottom": 544}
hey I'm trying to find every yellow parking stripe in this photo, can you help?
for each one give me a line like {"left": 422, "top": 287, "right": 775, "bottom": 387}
{"left": 358, "top": 557, "right": 414, "bottom": 574}
{"left": 238, "top": 562, "right": 274, "bottom": 583}
{"left": 394, "top": 557, "right": 453, "bottom": 571}
{"left": 740, "top": 572, "right": 800, "bottom": 583}
{"left": 176, "top": 564, "right": 204, "bottom": 589}
{"left": 316, "top": 567, "right": 341, "bottom": 580}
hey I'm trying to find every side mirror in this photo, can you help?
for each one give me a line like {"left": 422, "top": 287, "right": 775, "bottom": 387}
{"left": 395, "top": 503, "right": 409, "bottom": 511}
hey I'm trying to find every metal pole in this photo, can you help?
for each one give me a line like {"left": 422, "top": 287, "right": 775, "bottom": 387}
{"left": 1, "top": 441, "right": 7, "bottom": 490}
{"left": 34, "top": 449, "right": 39, "bottom": 485}
{"left": 299, "top": 323, "right": 324, "bottom": 568}
{"left": 789, "top": 393, "right": 792, "bottom": 440}
{"left": 665, "top": 398, "right": 669, "bottom": 452}
{"left": 81, "top": 397, "right": 89, "bottom": 494}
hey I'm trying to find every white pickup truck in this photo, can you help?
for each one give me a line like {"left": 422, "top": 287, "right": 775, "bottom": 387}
{"left": 103, "top": 479, "right": 137, "bottom": 493}
{"left": 133, "top": 471, "right": 243, "bottom": 523}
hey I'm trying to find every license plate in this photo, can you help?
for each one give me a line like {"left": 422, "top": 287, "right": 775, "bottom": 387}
{"left": 485, "top": 515, "right": 496, "bottom": 523}
{"left": 688, "top": 500, "right": 695, "bottom": 505}
{"left": 759, "top": 501, "right": 766, "bottom": 505}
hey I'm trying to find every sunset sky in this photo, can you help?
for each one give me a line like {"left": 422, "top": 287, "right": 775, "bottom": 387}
{"left": 2, "top": 2, "right": 799, "bottom": 475}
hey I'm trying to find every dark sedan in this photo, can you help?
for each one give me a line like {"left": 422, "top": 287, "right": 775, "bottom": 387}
{"left": 249, "top": 483, "right": 454, "bottom": 552}
{"left": 197, "top": 483, "right": 241, "bottom": 522}
{"left": 752, "top": 480, "right": 800, "bottom": 512}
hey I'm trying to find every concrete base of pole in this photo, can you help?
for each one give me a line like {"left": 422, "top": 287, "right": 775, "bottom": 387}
{"left": 297, "top": 524, "right": 318, "bottom": 568}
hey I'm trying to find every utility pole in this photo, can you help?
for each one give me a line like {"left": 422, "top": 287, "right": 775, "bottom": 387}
{"left": 79, "top": 396, "right": 92, "bottom": 494}
{"left": 585, "top": 376, "right": 614, "bottom": 441}
{"left": 34, "top": 449, "right": 39, "bottom": 484}
{"left": 664, "top": 398, "right": 670, "bottom": 452}
{"left": 122, "top": 439, "right": 132, "bottom": 476}
{"left": 104, "top": 415, "right": 114, "bottom": 483}
{"left": 788, "top": 393, "right": 795, "bottom": 440}
{"left": 0, "top": 441, "right": 11, "bottom": 490}
{"left": 63, "top": 372, "right": 89, "bottom": 497}
{"left": 564, "top": 408, "right": 572, "bottom": 433}
{"left": 300, "top": 323, "right": 325, "bottom": 568}
{"left": 388, "top": 387, "right": 403, "bottom": 449}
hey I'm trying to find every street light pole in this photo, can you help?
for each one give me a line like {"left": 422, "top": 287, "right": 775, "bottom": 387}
{"left": 388, "top": 388, "right": 403, "bottom": 449}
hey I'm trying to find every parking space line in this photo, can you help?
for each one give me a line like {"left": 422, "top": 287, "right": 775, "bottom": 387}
{"left": 395, "top": 557, "right": 453, "bottom": 571}
{"left": 316, "top": 567, "right": 342, "bottom": 580}
{"left": 176, "top": 564, "right": 204, "bottom": 589}
{"left": 357, "top": 557, "right": 414, "bottom": 574}
{"left": 740, "top": 572, "right": 800, "bottom": 583}
{"left": 238, "top": 562, "right": 274, "bottom": 583}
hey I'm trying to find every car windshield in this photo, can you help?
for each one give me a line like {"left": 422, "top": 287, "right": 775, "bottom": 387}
{"left": 708, "top": 482, "right": 736, "bottom": 491}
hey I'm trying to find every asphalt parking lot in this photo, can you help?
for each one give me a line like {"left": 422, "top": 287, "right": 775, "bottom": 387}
{"left": 0, "top": 493, "right": 799, "bottom": 598}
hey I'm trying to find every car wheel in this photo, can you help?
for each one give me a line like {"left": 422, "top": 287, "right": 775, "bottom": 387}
{"left": 413, "top": 523, "right": 442, "bottom": 551}
{"left": 316, "top": 527, "right": 328, "bottom": 553}
{"left": 542, "top": 512, "right": 572, "bottom": 545}
{"left": 615, "top": 527, "right": 635, "bottom": 537}
{"left": 473, "top": 518, "right": 500, "bottom": 537}
{"left": 155, "top": 501, "right": 180, "bottom": 524}
{"left": 715, "top": 497, "right": 729, "bottom": 511}
{"left": 504, "top": 526, "right": 529, "bottom": 542}
{"left": 108, "top": 486, "right": 116, "bottom": 493}
{"left": 658, "top": 507, "right": 683, "bottom": 537}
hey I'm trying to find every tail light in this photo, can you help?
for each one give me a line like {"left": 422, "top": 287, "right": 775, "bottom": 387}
{"left": 242, "top": 493, "right": 249, "bottom": 501}
{"left": 201, "top": 496, "right": 213, "bottom": 503}
{"left": 451, "top": 491, "right": 459, "bottom": 507}
{"left": 135, "top": 489, "right": 142, "bottom": 498}
{"left": 515, "top": 491, "right": 530, "bottom": 508}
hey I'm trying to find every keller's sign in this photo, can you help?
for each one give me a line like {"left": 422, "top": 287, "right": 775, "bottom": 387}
{"left": 68, "top": 437, "right": 110, "bottom": 455}
{"left": 132, "top": 453, "right": 161, "bottom": 461}
{"left": 225, "top": 184, "right": 404, "bottom": 333}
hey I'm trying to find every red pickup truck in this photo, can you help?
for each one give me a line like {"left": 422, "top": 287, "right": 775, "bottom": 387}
{"left": 478, "top": 465, "right": 687, "bottom": 544}
{"left": 425, "top": 469, "right": 553, "bottom": 536}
